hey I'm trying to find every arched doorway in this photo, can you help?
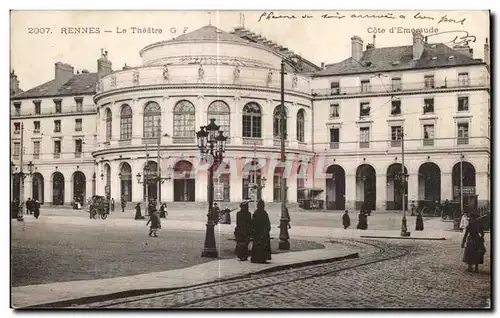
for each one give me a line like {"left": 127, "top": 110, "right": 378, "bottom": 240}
{"left": 386, "top": 163, "right": 408, "bottom": 210}
{"left": 213, "top": 161, "right": 230, "bottom": 202}
{"left": 32, "top": 172, "right": 44, "bottom": 204}
{"left": 52, "top": 172, "right": 65, "bottom": 205}
{"left": 297, "top": 164, "right": 306, "bottom": 202}
{"left": 452, "top": 161, "right": 476, "bottom": 213}
{"left": 143, "top": 161, "right": 159, "bottom": 202}
{"left": 72, "top": 171, "right": 86, "bottom": 205}
{"left": 326, "top": 164, "right": 346, "bottom": 210}
{"left": 173, "top": 160, "right": 195, "bottom": 202}
{"left": 120, "top": 162, "right": 132, "bottom": 202}
{"left": 273, "top": 165, "right": 288, "bottom": 202}
{"left": 356, "top": 164, "right": 376, "bottom": 210}
{"left": 104, "top": 164, "right": 111, "bottom": 199}
{"left": 418, "top": 162, "right": 441, "bottom": 203}
{"left": 242, "top": 160, "right": 262, "bottom": 201}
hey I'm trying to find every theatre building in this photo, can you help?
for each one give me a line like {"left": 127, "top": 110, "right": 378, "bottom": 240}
{"left": 10, "top": 25, "right": 491, "bottom": 211}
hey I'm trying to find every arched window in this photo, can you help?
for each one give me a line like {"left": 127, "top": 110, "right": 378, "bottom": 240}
{"left": 105, "top": 108, "right": 112, "bottom": 142}
{"left": 297, "top": 109, "right": 305, "bottom": 142}
{"left": 242, "top": 102, "right": 262, "bottom": 138}
{"left": 143, "top": 101, "right": 161, "bottom": 138}
{"left": 173, "top": 100, "right": 196, "bottom": 140}
{"left": 273, "top": 106, "right": 287, "bottom": 139}
{"left": 120, "top": 104, "right": 132, "bottom": 140}
{"left": 207, "top": 101, "right": 230, "bottom": 141}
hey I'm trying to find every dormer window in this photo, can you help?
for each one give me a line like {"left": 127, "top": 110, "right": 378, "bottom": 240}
{"left": 448, "top": 55, "right": 455, "bottom": 60}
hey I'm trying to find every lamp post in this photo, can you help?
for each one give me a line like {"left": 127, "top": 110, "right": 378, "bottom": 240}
{"left": 11, "top": 161, "right": 15, "bottom": 203}
{"left": 252, "top": 176, "right": 267, "bottom": 201}
{"left": 460, "top": 153, "right": 464, "bottom": 216}
{"left": 27, "top": 161, "right": 34, "bottom": 199}
{"left": 136, "top": 162, "right": 150, "bottom": 215}
{"left": 197, "top": 118, "right": 227, "bottom": 258}
{"left": 400, "top": 128, "right": 410, "bottom": 237}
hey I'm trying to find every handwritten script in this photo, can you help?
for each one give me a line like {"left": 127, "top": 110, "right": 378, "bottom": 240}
{"left": 257, "top": 11, "right": 467, "bottom": 25}
{"left": 426, "top": 30, "right": 477, "bottom": 46}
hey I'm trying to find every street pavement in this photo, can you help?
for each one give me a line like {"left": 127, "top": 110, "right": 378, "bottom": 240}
{"left": 75, "top": 235, "right": 491, "bottom": 309}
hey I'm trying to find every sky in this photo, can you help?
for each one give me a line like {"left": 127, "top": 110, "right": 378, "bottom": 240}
{"left": 10, "top": 10, "right": 489, "bottom": 91}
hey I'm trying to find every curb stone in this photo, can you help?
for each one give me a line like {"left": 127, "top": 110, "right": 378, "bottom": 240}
{"left": 24, "top": 252, "right": 359, "bottom": 309}
{"left": 360, "top": 235, "right": 446, "bottom": 241}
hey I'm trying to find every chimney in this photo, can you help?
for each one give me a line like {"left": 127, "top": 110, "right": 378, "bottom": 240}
{"left": 321, "top": 62, "right": 325, "bottom": 69}
{"left": 54, "top": 62, "right": 74, "bottom": 87}
{"left": 351, "top": 36, "right": 363, "bottom": 61}
{"left": 97, "top": 48, "right": 112, "bottom": 78}
{"left": 10, "top": 70, "right": 20, "bottom": 96}
{"left": 81, "top": 69, "right": 89, "bottom": 73}
{"left": 484, "top": 38, "right": 490, "bottom": 65}
{"left": 412, "top": 30, "right": 424, "bottom": 60}
{"left": 366, "top": 34, "right": 376, "bottom": 50}
{"left": 453, "top": 44, "right": 473, "bottom": 58}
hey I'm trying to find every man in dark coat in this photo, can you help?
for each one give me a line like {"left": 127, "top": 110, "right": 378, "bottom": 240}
{"left": 33, "top": 200, "right": 40, "bottom": 219}
{"left": 234, "top": 200, "right": 252, "bottom": 261}
{"left": 121, "top": 196, "right": 127, "bottom": 212}
{"left": 462, "top": 213, "right": 486, "bottom": 272}
{"left": 146, "top": 210, "right": 161, "bottom": 237}
{"left": 357, "top": 211, "right": 368, "bottom": 230}
{"left": 135, "top": 203, "right": 144, "bottom": 220}
{"left": 415, "top": 212, "right": 424, "bottom": 231}
{"left": 250, "top": 200, "right": 272, "bottom": 264}
{"left": 342, "top": 210, "right": 351, "bottom": 229}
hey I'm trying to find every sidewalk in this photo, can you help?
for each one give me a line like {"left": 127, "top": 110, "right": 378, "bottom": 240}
{"left": 13, "top": 245, "right": 359, "bottom": 308}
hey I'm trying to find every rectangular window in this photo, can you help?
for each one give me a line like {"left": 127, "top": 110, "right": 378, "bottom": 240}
{"left": 54, "top": 100, "right": 62, "bottom": 113}
{"left": 457, "top": 123, "right": 469, "bottom": 145}
{"left": 34, "top": 101, "right": 41, "bottom": 115}
{"left": 34, "top": 121, "right": 40, "bottom": 133}
{"left": 75, "top": 139, "right": 82, "bottom": 158}
{"left": 359, "top": 127, "right": 370, "bottom": 148}
{"left": 458, "top": 72, "right": 470, "bottom": 86}
{"left": 14, "top": 122, "right": 20, "bottom": 134}
{"left": 54, "top": 140, "right": 61, "bottom": 158}
{"left": 330, "top": 103, "right": 340, "bottom": 118}
{"left": 391, "top": 100, "right": 401, "bottom": 115}
{"left": 391, "top": 126, "right": 402, "bottom": 147}
{"left": 75, "top": 119, "right": 82, "bottom": 131}
{"left": 14, "top": 103, "right": 21, "bottom": 116}
{"left": 54, "top": 120, "right": 61, "bottom": 132}
{"left": 75, "top": 98, "right": 83, "bottom": 112}
{"left": 329, "top": 128, "right": 339, "bottom": 149}
{"left": 360, "top": 102, "right": 370, "bottom": 118}
{"left": 458, "top": 96, "right": 469, "bottom": 112}
{"left": 330, "top": 82, "right": 340, "bottom": 95}
{"left": 361, "top": 80, "right": 370, "bottom": 93}
{"left": 392, "top": 78, "right": 402, "bottom": 91}
{"left": 424, "top": 98, "right": 434, "bottom": 114}
{"left": 423, "top": 124, "right": 435, "bottom": 146}
{"left": 13, "top": 142, "right": 20, "bottom": 160}
{"left": 424, "top": 75, "right": 435, "bottom": 89}
{"left": 33, "top": 141, "right": 40, "bottom": 159}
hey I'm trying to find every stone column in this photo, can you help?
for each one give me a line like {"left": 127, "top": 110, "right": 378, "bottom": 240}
{"left": 65, "top": 179, "right": 72, "bottom": 206}
{"left": 110, "top": 160, "right": 121, "bottom": 202}
{"left": 376, "top": 174, "right": 387, "bottom": 211}
{"left": 441, "top": 172, "right": 452, "bottom": 201}
{"left": 263, "top": 99, "right": 274, "bottom": 147}
{"left": 231, "top": 96, "right": 242, "bottom": 144}
{"left": 111, "top": 102, "right": 120, "bottom": 145}
{"left": 161, "top": 96, "right": 172, "bottom": 145}
{"left": 476, "top": 172, "right": 489, "bottom": 207}
{"left": 288, "top": 103, "right": 298, "bottom": 149}
{"left": 45, "top": 177, "right": 51, "bottom": 205}
{"left": 407, "top": 173, "right": 419, "bottom": 203}
{"left": 345, "top": 173, "right": 356, "bottom": 211}
{"left": 131, "top": 98, "right": 142, "bottom": 146}
{"left": 131, "top": 159, "right": 144, "bottom": 204}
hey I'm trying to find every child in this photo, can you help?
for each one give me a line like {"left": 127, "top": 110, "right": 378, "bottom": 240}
{"left": 146, "top": 210, "right": 161, "bottom": 237}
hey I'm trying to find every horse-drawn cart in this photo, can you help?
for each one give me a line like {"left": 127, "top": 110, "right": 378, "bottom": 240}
{"left": 88, "top": 195, "right": 110, "bottom": 220}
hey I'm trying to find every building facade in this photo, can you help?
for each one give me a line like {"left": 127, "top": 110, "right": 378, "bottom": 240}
{"left": 10, "top": 26, "right": 491, "bottom": 211}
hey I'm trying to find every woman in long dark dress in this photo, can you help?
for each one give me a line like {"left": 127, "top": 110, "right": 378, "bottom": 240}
{"left": 462, "top": 213, "right": 486, "bottom": 272}
{"left": 33, "top": 200, "right": 40, "bottom": 219}
{"left": 415, "top": 212, "right": 424, "bottom": 231}
{"left": 251, "top": 200, "right": 272, "bottom": 264}
{"left": 234, "top": 201, "right": 252, "bottom": 261}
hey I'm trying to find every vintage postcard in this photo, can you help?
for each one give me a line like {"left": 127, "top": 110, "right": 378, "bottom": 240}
{"left": 9, "top": 10, "right": 491, "bottom": 309}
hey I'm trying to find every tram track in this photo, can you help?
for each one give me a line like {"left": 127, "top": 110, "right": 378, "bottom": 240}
{"left": 77, "top": 239, "right": 412, "bottom": 308}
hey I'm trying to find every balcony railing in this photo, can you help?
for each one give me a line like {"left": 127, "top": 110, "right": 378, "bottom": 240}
{"left": 243, "top": 137, "right": 263, "bottom": 145}
{"left": 391, "top": 140, "right": 402, "bottom": 147}
{"left": 53, "top": 153, "right": 61, "bottom": 159}
{"left": 457, "top": 137, "right": 469, "bottom": 145}
{"left": 311, "top": 77, "right": 489, "bottom": 97}
{"left": 33, "top": 153, "right": 39, "bottom": 159}
{"left": 359, "top": 142, "right": 370, "bottom": 148}
{"left": 75, "top": 152, "right": 82, "bottom": 158}
{"left": 10, "top": 105, "right": 97, "bottom": 118}
{"left": 273, "top": 139, "right": 289, "bottom": 147}
{"left": 172, "top": 136, "right": 195, "bottom": 144}
{"left": 329, "top": 142, "right": 339, "bottom": 149}
{"left": 423, "top": 139, "right": 434, "bottom": 146}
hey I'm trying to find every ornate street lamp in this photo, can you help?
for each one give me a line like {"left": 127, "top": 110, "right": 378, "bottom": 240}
{"left": 197, "top": 118, "right": 227, "bottom": 258}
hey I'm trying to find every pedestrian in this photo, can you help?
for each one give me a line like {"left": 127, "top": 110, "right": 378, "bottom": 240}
{"left": 234, "top": 200, "right": 252, "bottom": 261}
{"left": 135, "top": 203, "right": 144, "bottom": 220}
{"left": 146, "top": 210, "right": 161, "bottom": 237}
{"left": 461, "top": 213, "right": 486, "bottom": 272}
{"left": 415, "top": 211, "right": 424, "bottom": 231}
{"left": 250, "top": 200, "right": 272, "bottom": 264}
{"left": 213, "top": 203, "right": 221, "bottom": 224}
{"left": 111, "top": 198, "right": 115, "bottom": 212}
{"left": 121, "top": 196, "right": 127, "bottom": 212}
{"left": 356, "top": 211, "right": 368, "bottom": 230}
{"left": 410, "top": 201, "right": 416, "bottom": 216}
{"left": 26, "top": 198, "right": 32, "bottom": 214}
{"left": 342, "top": 210, "right": 351, "bottom": 229}
{"left": 460, "top": 212, "right": 469, "bottom": 232}
{"left": 33, "top": 200, "right": 40, "bottom": 219}
{"left": 159, "top": 202, "right": 168, "bottom": 218}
